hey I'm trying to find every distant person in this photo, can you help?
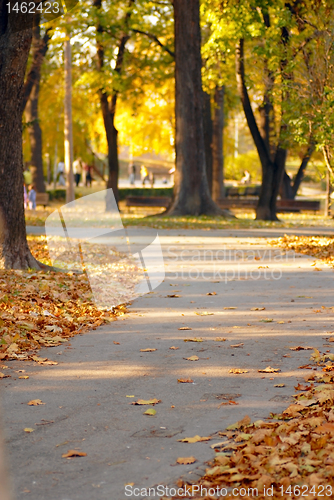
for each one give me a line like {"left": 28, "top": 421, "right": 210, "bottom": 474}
{"left": 23, "top": 166, "right": 32, "bottom": 186}
{"left": 140, "top": 165, "right": 149, "bottom": 186}
{"left": 241, "top": 170, "right": 251, "bottom": 185}
{"left": 73, "top": 157, "right": 83, "bottom": 187}
{"left": 85, "top": 164, "right": 93, "bottom": 187}
{"left": 129, "top": 163, "right": 136, "bottom": 185}
{"left": 149, "top": 172, "right": 155, "bottom": 188}
{"left": 168, "top": 166, "right": 175, "bottom": 185}
{"left": 57, "top": 161, "right": 65, "bottom": 186}
{"left": 28, "top": 184, "right": 36, "bottom": 210}
{"left": 23, "top": 183, "right": 28, "bottom": 210}
{"left": 162, "top": 177, "right": 168, "bottom": 185}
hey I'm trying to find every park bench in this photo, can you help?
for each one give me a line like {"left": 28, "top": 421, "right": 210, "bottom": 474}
{"left": 36, "top": 193, "right": 50, "bottom": 209}
{"left": 218, "top": 198, "right": 320, "bottom": 213}
{"left": 125, "top": 196, "right": 171, "bottom": 209}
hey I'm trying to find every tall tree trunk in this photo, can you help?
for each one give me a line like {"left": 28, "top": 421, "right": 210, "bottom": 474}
{"left": 203, "top": 91, "right": 213, "bottom": 194}
{"left": 212, "top": 85, "right": 225, "bottom": 201}
{"left": 0, "top": 12, "right": 41, "bottom": 269}
{"left": 25, "top": 80, "right": 45, "bottom": 192}
{"left": 167, "top": 0, "right": 227, "bottom": 216}
{"left": 100, "top": 93, "right": 119, "bottom": 207}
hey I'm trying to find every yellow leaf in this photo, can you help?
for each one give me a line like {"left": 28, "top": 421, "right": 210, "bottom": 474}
{"left": 19, "top": 376, "right": 29, "bottom": 379}
{"left": 178, "top": 435, "right": 210, "bottom": 443}
{"left": 183, "top": 338, "right": 202, "bottom": 342}
{"left": 27, "top": 399, "right": 45, "bottom": 406}
{"left": 140, "top": 348, "right": 157, "bottom": 352}
{"left": 185, "top": 355, "right": 199, "bottom": 361}
{"left": 178, "top": 327, "right": 192, "bottom": 330}
{"left": 258, "top": 366, "right": 280, "bottom": 373}
{"left": 62, "top": 450, "right": 87, "bottom": 459}
{"left": 24, "top": 428, "right": 34, "bottom": 433}
{"left": 143, "top": 408, "right": 156, "bottom": 416}
{"left": 131, "top": 399, "right": 161, "bottom": 405}
{"left": 176, "top": 456, "right": 197, "bottom": 465}
{"left": 177, "top": 378, "right": 194, "bottom": 383}
{"left": 229, "top": 368, "right": 248, "bottom": 374}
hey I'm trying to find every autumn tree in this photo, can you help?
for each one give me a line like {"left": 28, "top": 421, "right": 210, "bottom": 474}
{"left": 166, "top": 0, "right": 228, "bottom": 216}
{"left": 0, "top": 7, "right": 42, "bottom": 268}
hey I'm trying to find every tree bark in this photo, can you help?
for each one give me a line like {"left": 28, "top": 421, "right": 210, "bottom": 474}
{"left": 24, "top": 24, "right": 50, "bottom": 193}
{"left": 64, "top": 37, "right": 74, "bottom": 204}
{"left": 25, "top": 80, "right": 45, "bottom": 192}
{"left": 203, "top": 91, "right": 213, "bottom": 194}
{"left": 280, "top": 142, "right": 315, "bottom": 199}
{"left": 166, "top": 0, "right": 228, "bottom": 216}
{"left": 212, "top": 85, "right": 225, "bottom": 202}
{"left": 0, "top": 11, "right": 41, "bottom": 269}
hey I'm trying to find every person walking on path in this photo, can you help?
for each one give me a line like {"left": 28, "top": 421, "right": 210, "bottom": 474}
{"left": 57, "top": 161, "right": 65, "bottom": 186}
{"left": 85, "top": 164, "right": 93, "bottom": 187}
{"left": 23, "top": 166, "right": 32, "bottom": 186}
{"left": 73, "top": 158, "right": 83, "bottom": 187}
{"left": 23, "top": 183, "right": 28, "bottom": 210}
{"left": 140, "top": 165, "right": 149, "bottom": 186}
{"left": 28, "top": 185, "right": 36, "bottom": 210}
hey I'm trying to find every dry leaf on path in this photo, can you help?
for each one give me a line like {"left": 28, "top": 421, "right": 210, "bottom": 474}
{"left": 19, "top": 376, "right": 29, "bottom": 379}
{"left": 143, "top": 408, "right": 156, "bottom": 416}
{"left": 250, "top": 307, "right": 265, "bottom": 311}
{"left": 169, "top": 346, "right": 179, "bottom": 350}
{"left": 259, "top": 318, "right": 273, "bottom": 323}
{"left": 290, "top": 346, "right": 313, "bottom": 351}
{"left": 229, "top": 368, "right": 249, "bottom": 374}
{"left": 177, "top": 378, "right": 193, "bottom": 383}
{"left": 140, "top": 348, "right": 157, "bottom": 352}
{"left": 258, "top": 366, "right": 281, "bottom": 373}
{"left": 176, "top": 456, "right": 197, "bottom": 465}
{"left": 195, "top": 312, "right": 214, "bottom": 316}
{"left": 167, "top": 294, "right": 181, "bottom": 298}
{"left": 27, "top": 399, "right": 45, "bottom": 406}
{"left": 184, "top": 338, "right": 202, "bottom": 343}
{"left": 24, "top": 428, "right": 34, "bottom": 433}
{"left": 185, "top": 356, "right": 199, "bottom": 361}
{"left": 231, "top": 343, "right": 244, "bottom": 348}
{"left": 214, "top": 337, "right": 226, "bottom": 342}
{"left": 178, "top": 435, "right": 211, "bottom": 443}
{"left": 62, "top": 450, "right": 87, "bottom": 459}
{"left": 207, "top": 292, "right": 217, "bottom": 296}
{"left": 224, "top": 307, "right": 237, "bottom": 310}
{"left": 131, "top": 399, "right": 161, "bottom": 405}
{"left": 0, "top": 372, "right": 10, "bottom": 379}
{"left": 113, "top": 341, "right": 120, "bottom": 345}
{"left": 274, "top": 384, "right": 285, "bottom": 387}
{"left": 178, "top": 327, "right": 192, "bottom": 330}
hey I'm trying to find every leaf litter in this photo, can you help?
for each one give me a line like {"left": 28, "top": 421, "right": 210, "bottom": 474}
{"left": 0, "top": 236, "right": 128, "bottom": 363}
{"left": 173, "top": 349, "right": 334, "bottom": 498}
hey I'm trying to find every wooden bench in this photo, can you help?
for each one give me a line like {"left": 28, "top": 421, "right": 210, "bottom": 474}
{"left": 125, "top": 196, "right": 171, "bottom": 209}
{"left": 36, "top": 193, "right": 50, "bottom": 209}
{"left": 218, "top": 198, "right": 320, "bottom": 213}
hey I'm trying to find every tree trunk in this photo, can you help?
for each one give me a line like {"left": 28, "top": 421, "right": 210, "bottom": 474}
{"left": 167, "top": 0, "right": 226, "bottom": 216}
{"left": 203, "top": 91, "right": 213, "bottom": 194}
{"left": 212, "top": 85, "right": 225, "bottom": 201}
{"left": 0, "top": 14, "right": 41, "bottom": 269}
{"left": 280, "top": 142, "right": 315, "bottom": 199}
{"left": 25, "top": 80, "right": 45, "bottom": 192}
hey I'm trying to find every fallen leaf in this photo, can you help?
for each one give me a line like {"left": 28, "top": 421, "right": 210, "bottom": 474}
{"left": 177, "top": 378, "right": 194, "bottom": 383}
{"left": 24, "top": 428, "right": 34, "bottom": 433}
{"left": 167, "top": 294, "right": 181, "bottom": 298}
{"left": 176, "top": 456, "right": 197, "bottom": 465}
{"left": 290, "top": 346, "right": 313, "bottom": 351}
{"left": 143, "top": 408, "right": 156, "bottom": 416}
{"left": 169, "top": 346, "right": 179, "bottom": 350}
{"left": 214, "top": 337, "right": 226, "bottom": 342}
{"left": 274, "top": 384, "right": 285, "bottom": 387}
{"left": 19, "top": 376, "right": 29, "bottom": 379}
{"left": 27, "top": 399, "right": 45, "bottom": 406}
{"left": 126, "top": 395, "right": 135, "bottom": 398}
{"left": 259, "top": 318, "right": 273, "bottom": 323}
{"left": 229, "top": 368, "right": 249, "bottom": 374}
{"left": 113, "top": 341, "right": 120, "bottom": 345}
{"left": 0, "top": 372, "right": 10, "bottom": 379}
{"left": 185, "top": 356, "right": 199, "bottom": 361}
{"left": 231, "top": 343, "right": 244, "bottom": 348}
{"left": 62, "top": 450, "right": 87, "bottom": 459}
{"left": 195, "top": 312, "right": 214, "bottom": 316}
{"left": 184, "top": 338, "right": 202, "bottom": 343}
{"left": 131, "top": 399, "right": 161, "bottom": 405}
{"left": 207, "top": 292, "right": 217, "bottom": 296}
{"left": 140, "top": 348, "right": 157, "bottom": 352}
{"left": 178, "top": 435, "right": 211, "bottom": 443}
{"left": 250, "top": 307, "right": 265, "bottom": 311}
{"left": 224, "top": 307, "right": 237, "bottom": 310}
{"left": 258, "top": 366, "right": 281, "bottom": 373}
{"left": 178, "top": 327, "right": 192, "bottom": 330}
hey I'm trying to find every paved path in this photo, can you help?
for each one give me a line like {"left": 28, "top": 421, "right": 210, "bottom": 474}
{"left": 2, "top": 230, "right": 334, "bottom": 500}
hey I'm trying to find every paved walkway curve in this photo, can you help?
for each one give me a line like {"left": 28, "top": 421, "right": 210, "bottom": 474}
{"left": 2, "top": 229, "right": 334, "bottom": 499}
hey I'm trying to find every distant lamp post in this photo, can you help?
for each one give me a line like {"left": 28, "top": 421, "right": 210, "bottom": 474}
{"left": 64, "top": 35, "right": 74, "bottom": 203}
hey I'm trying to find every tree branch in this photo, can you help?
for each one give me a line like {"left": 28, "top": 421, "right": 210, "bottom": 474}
{"left": 21, "top": 23, "right": 51, "bottom": 113}
{"left": 131, "top": 28, "right": 175, "bottom": 58}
